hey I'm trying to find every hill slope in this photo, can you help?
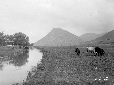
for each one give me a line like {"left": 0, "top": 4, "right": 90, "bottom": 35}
{"left": 79, "top": 33, "right": 104, "bottom": 41}
{"left": 90, "top": 30, "right": 114, "bottom": 44}
{"left": 34, "top": 28, "right": 83, "bottom": 46}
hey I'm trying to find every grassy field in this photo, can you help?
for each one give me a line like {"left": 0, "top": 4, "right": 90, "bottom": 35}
{"left": 22, "top": 45, "right": 114, "bottom": 85}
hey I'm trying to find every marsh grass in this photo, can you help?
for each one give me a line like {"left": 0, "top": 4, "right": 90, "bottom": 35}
{"left": 21, "top": 46, "right": 114, "bottom": 85}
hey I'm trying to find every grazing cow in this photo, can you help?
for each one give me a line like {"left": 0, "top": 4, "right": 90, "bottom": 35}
{"left": 87, "top": 47, "right": 95, "bottom": 53}
{"left": 75, "top": 48, "right": 80, "bottom": 56}
{"left": 94, "top": 47, "right": 105, "bottom": 56}
{"left": 87, "top": 46, "right": 105, "bottom": 56}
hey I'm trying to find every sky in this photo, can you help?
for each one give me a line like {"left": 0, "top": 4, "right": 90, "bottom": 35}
{"left": 0, "top": 0, "right": 114, "bottom": 43}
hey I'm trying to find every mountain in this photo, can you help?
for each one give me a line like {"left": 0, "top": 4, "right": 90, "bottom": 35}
{"left": 79, "top": 33, "right": 105, "bottom": 41}
{"left": 89, "top": 30, "right": 114, "bottom": 44}
{"left": 34, "top": 28, "right": 83, "bottom": 46}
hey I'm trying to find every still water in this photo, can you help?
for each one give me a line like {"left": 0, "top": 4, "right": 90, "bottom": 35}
{"left": 0, "top": 48, "right": 42, "bottom": 85}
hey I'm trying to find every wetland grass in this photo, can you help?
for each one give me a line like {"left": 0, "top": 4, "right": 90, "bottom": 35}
{"left": 20, "top": 46, "right": 114, "bottom": 85}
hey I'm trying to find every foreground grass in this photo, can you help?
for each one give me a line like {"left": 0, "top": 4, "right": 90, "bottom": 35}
{"left": 21, "top": 46, "right": 114, "bottom": 85}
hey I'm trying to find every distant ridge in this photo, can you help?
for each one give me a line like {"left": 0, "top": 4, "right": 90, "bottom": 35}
{"left": 34, "top": 28, "right": 83, "bottom": 46}
{"left": 89, "top": 30, "right": 114, "bottom": 44}
{"left": 79, "top": 33, "right": 105, "bottom": 41}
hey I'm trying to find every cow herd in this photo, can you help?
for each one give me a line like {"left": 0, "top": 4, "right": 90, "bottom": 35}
{"left": 75, "top": 46, "right": 105, "bottom": 56}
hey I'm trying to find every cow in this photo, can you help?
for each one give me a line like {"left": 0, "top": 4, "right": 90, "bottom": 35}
{"left": 94, "top": 47, "right": 105, "bottom": 56}
{"left": 75, "top": 48, "right": 80, "bottom": 56}
{"left": 87, "top": 46, "right": 105, "bottom": 56}
{"left": 87, "top": 46, "right": 95, "bottom": 53}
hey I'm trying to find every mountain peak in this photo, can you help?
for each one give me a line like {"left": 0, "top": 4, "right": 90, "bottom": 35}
{"left": 52, "top": 28, "right": 63, "bottom": 31}
{"left": 50, "top": 28, "right": 68, "bottom": 33}
{"left": 34, "top": 28, "right": 83, "bottom": 46}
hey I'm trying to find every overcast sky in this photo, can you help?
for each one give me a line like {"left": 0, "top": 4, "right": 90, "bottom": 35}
{"left": 0, "top": 0, "right": 114, "bottom": 43}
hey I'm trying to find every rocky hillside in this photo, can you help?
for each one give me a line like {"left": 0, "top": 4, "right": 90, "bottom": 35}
{"left": 34, "top": 28, "right": 83, "bottom": 46}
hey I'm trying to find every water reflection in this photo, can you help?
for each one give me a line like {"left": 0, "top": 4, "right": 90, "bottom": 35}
{"left": 0, "top": 48, "right": 42, "bottom": 85}
{"left": 9, "top": 50, "right": 29, "bottom": 67}
{"left": 0, "top": 49, "right": 29, "bottom": 70}
{"left": 0, "top": 64, "right": 3, "bottom": 70}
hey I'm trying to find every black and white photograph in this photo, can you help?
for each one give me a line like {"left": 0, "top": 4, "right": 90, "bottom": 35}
{"left": 0, "top": 0, "right": 114, "bottom": 85}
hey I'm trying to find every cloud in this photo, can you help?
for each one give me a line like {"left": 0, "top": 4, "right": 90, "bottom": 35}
{"left": 55, "top": 0, "right": 114, "bottom": 33}
{"left": 0, "top": 0, "right": 114, "bottom": 43}
{"left": 37, "top": 0, "right": 114, "bottom": 33}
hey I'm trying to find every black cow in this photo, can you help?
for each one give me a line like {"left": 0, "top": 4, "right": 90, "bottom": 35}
{"left": 75, "top": 48, "right": 80, "bottom": 56}
{"left": 94, "top": 47, "right": 105, "bottom": 56}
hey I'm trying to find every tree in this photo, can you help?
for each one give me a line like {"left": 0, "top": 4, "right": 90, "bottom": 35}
{"left": 0, "top": 32, "right": 6, "bottom": 46}
{"left": 4, "top": 34, "right": 14, "bottom": 46}
{"left": 13, "top": 32, "right": 29, "bottom": 47}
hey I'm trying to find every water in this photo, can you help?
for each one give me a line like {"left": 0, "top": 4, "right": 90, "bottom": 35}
{"left": 0, "top": 48, "right": 43, "bottom": 85}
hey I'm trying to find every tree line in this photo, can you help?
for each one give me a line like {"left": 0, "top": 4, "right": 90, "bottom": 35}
{"left": 0, "top": 32, "right": 30, "bottom": 47}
